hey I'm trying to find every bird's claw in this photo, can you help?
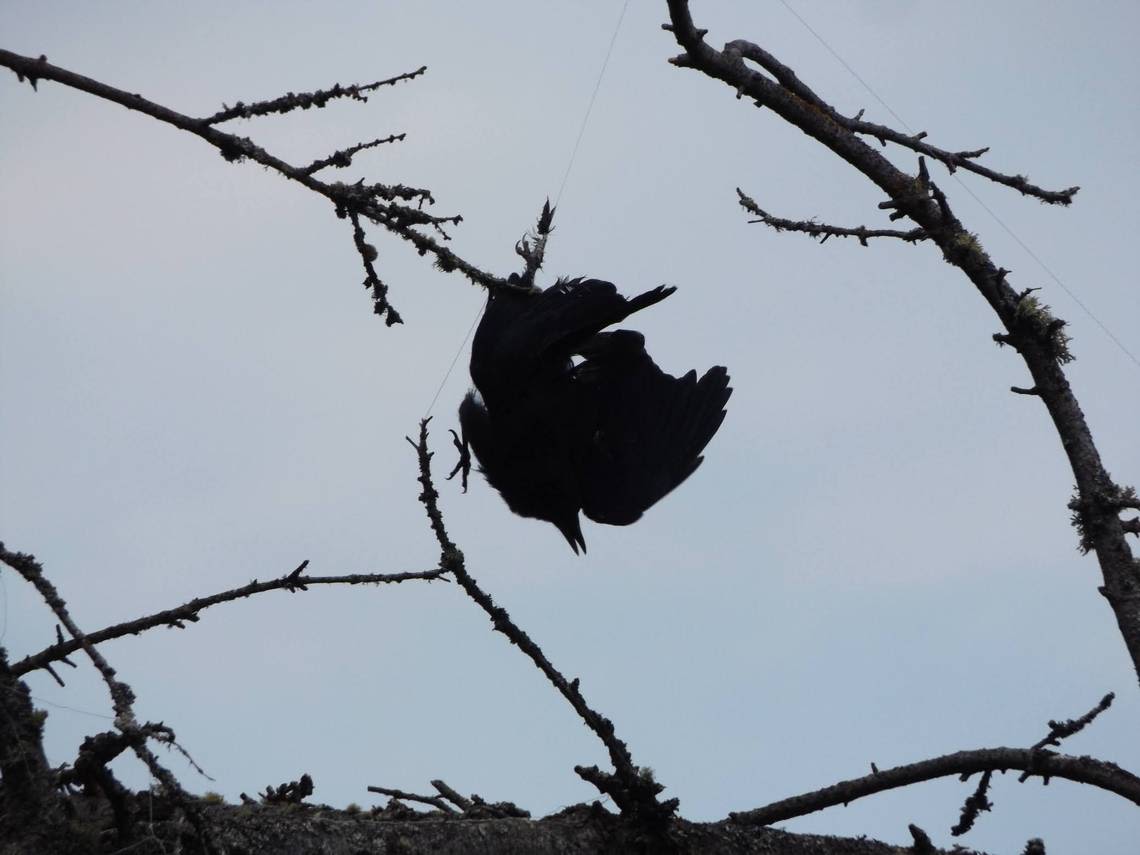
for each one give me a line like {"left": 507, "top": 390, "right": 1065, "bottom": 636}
{"left": 447, "top": 428, "right": 471, "bottom": 493}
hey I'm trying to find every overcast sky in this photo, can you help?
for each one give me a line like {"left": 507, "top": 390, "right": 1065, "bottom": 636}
{"left": 2, "top": 2, "right": 1138, "bottom": 853}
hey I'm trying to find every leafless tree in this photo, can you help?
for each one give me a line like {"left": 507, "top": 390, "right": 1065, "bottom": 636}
{"left": 1, "top": 3, "right": 1137, "bottom": 852}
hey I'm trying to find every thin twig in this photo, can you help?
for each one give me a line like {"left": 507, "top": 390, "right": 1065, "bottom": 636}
{"left": 950, "top": 769, "right": 993, "bottom": 836}
{"left": 1030, "top": 692, "right": 1115, "bottom": 752}
{"left": 736, "top": 188, "right": 926, "bottom": 245}
{"left": 202, "top": 67, "right": 427, "bottom": 125}
{"left": 720, "top": 39, "right": 1077, "bottom": 205}
{"left": 514, "top": 199, "right": 556, "bottom": 288}
{"left": 431, "top": 779, "right": 473, "bottom": 811}
{"left": 0, "top": 49, "right": 507, "bottom": 322}
{"left": 664, "top": 0, "right": 1140, "bottom": 684}
{"left": 303, "top": 133, "right": 406, "bottom": 175}
{"left": 12, "top": 563, "right": 446, "bottom": 677}
{"left": 0, "top": 543, "right": 218, "bottom": 852}
{"left": 729, "top": 747, "right": 1140, "bottom": 826}
{"left": 1022, "top": 692, "right": 1115, "bottom": 771}
{"left": 349, "top": 210, "right": 401, "bottom": 325}
{"left": 406, "top": 419, "right": 676, "bottom": 822}
{"left": 366, "top": 786, "right": 455, "bottom": 813}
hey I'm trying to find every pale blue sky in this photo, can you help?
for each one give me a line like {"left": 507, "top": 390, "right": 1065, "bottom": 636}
{"left": 2, "top": 3, "right": 1138, "bottom": 853}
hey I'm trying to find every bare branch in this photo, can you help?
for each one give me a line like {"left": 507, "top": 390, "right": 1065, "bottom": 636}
{"left": 719, "top": 38, "right": 1077, "bottom": 204}
{"left": 950, "top": 769, "right": 993, "bottom": 836}
{"left": 737, "top": 188, "right": 926, "bottom": 246}
{"left": 908, "top": 824, "right": 936, "bottom": 854}
{"left": 514, "top": 199, "right": 556, "bottom": 288}
{"left": 431, "top": 779, "right": 473, "bottom": 811}
{"left": 303, "top": 133, "right": 407, "bottom": 175}
{"left": 349, "top": 210, "right": 401, "bottom": 325}
{"left": 664, "top": 0, "right": 1140, "bottom": 683}
{"left": 843, "top": 113, "right": 1078, "bottom": 204}
{"left": 406, "top": 419, "right": 676, "bottom": 824}
{"left": 738, "top": 692, "right": 1125, "bottom": 835}
{"left": 259, "top": 773, "right": 314, "bottom": 804}
{"left": 366, "top": 780, "right": 530, "bottom": 819}
{"left": 0, "top": 543, "right": 218, "bottom": 852}
{"left": 0, "top": 49, "right": 507, "bottom": 319}
{"left": 1028, "top": 692, "right": 1115, "bottom": 754}
{"left": 367, "top": 786, "right": 456, "bottom": 813}
{"left": 202, "top": 67, "right": 427, "bottom": 124}
{"left": 729, "top": 747, "right": 1140, "bottom": 827}
{"left": 12, "top": 563, "right": 446, "bottom": 678}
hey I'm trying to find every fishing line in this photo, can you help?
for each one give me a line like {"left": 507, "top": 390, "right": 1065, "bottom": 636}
{"left": 423, "top": 0, "right": 632, "bottom": 417}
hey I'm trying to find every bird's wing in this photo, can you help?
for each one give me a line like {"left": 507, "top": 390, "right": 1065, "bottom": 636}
{"left": 577, "top": 331, "right": 732, "bottom": 526}
{"left": 505, "top": 278, "right": 676, "bottom": 362}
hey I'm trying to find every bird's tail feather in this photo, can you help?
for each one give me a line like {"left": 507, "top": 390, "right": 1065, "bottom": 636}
{"left": 581, "top": 333, "right": 732, "bottom": 525}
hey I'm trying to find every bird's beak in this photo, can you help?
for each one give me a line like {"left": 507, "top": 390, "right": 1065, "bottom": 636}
{"left": 557, "top": 517, "right": 587, "bottom": 555}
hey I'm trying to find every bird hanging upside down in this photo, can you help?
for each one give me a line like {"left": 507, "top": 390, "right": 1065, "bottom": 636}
{"left": 453, "top": 276, "right": 731, "bottom": 553}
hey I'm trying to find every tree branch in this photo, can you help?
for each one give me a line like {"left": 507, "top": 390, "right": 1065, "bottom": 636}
{"left": 11, "top": 561, "right": 446, "bottom": 678}
{"left": 514, "top": 199, "right": 557, "bottom": 289}
{"left": 406, "top": 420, "right": 676, "bottom": 825}
{"left": 0, "top": 543, "right": 218, "bottom": 852}
{"left": 1027, "top": 691, "right": 1115, "bottom": 753}
{"left": 367, "top": 786, "right": 456, "bottom": 813}
{"left": 736, "top": 188, "right": 927, "bottom": 246}
{"left": 202, "top": 67, "right": 427, "bottom": 125}
{"left": 0, "top": 49, "right": 507, "bottom": 324}
{"left": 664, "top": 0, "right": 1140, "bottom": 683}
{"left": 304, "top": 133, "right": 407, "bottom": 175}
{"left": 729, "top": 747, "right": 1140, "bottom": 827}
{"left": 709, "top": 37, "right": 1077, "bottom": 204}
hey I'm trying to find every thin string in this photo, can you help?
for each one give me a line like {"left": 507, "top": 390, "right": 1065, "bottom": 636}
{"left": 423, "top": 1, "right": 632, "bottom": 418}
{"left": 0, "top": 683, "right": 116, "bottom": 720}
{"left": 777, "top": 0, "right": 1139, "bottom": 370}
{"left": 555, "top": 0, "right": 632, "bottom": 210}
{"left": 423, "top": 309, "right": 484, "bottom": 417}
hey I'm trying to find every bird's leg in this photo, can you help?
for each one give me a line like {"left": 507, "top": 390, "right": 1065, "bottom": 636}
{"left": 446, "top": 428, "right": 471, "bottom": 493}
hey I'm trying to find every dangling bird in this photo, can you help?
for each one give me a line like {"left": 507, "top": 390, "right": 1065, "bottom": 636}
{"left": 455, "top": 277, "right": 731, "bottom": 553}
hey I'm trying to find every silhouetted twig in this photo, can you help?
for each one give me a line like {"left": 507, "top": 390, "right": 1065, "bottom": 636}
{"left": 260, "top": 773, "right": 314, "bottom": 804}
{"left": 203, "top": 67, "right": 427, "bottom": 124}
{"left": 515, "top": 199, "right": 556, "bottom": 288}
{"left": 950, "top": 769, "right": 993, "bottom": 836}
{"left": 0, "top": 543, "right": 218, "bottom": 852}
{"left": 663, "top": 0, "right": 1140, "bottom": 684}
{"left": 728, "top": 747, "right": 1140, "bottom": 827}
{"left": 737, "top": 188, "right": 927, "bottom": 245}
{"left": 406, "top": 419, "right": 676, "bottom": 824}
{"left": 907, "top": 823, "right": 935, "bottom": 854}
{"left": 0, "top": 49, "right": 507, "bottom": 325}
{"left": 367, "top": 786, "right": 455, "bottom": 813}
{"left": 1021, "top": 692, "right": 1115, "bottom": 775}
{"left": 13, "top": 563, "right": 447, "bottom": 678}
{"left": 304, "top": 133, "right": 406, "bottom": 175}
{"left": 708, "top": 37, "right": 1077, "bottom": 204}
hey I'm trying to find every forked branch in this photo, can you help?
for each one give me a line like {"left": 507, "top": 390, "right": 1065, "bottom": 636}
{"left": 730, "top": 747, "right": 1140, "bottom": 827}
{"left": 406, "top": 419, "right": 677, "bottom": 825}
{"left": 0, "top": 49, "right": 507, "bottom": 325}
{"left": 12, "top": 561, "right": 447, "bottom": 680}
{"left": 664, "top": 0, "right": 1140, "bottom": 683}
{"left": 0, "top": 543, "right": 218, "bottom": 852}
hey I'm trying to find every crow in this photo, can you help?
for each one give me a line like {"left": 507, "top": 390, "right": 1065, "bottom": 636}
{"left": 456, "top": 277, "right": 731, "bottom": 553}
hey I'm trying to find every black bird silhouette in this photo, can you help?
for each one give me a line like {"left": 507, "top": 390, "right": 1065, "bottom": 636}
{"left": 456, "top": 277, "right": 731, "bottom": 553}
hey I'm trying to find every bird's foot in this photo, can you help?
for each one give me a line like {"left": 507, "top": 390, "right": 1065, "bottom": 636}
{"left": 446, "top": 428, "right": 471, "bottom": 493}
